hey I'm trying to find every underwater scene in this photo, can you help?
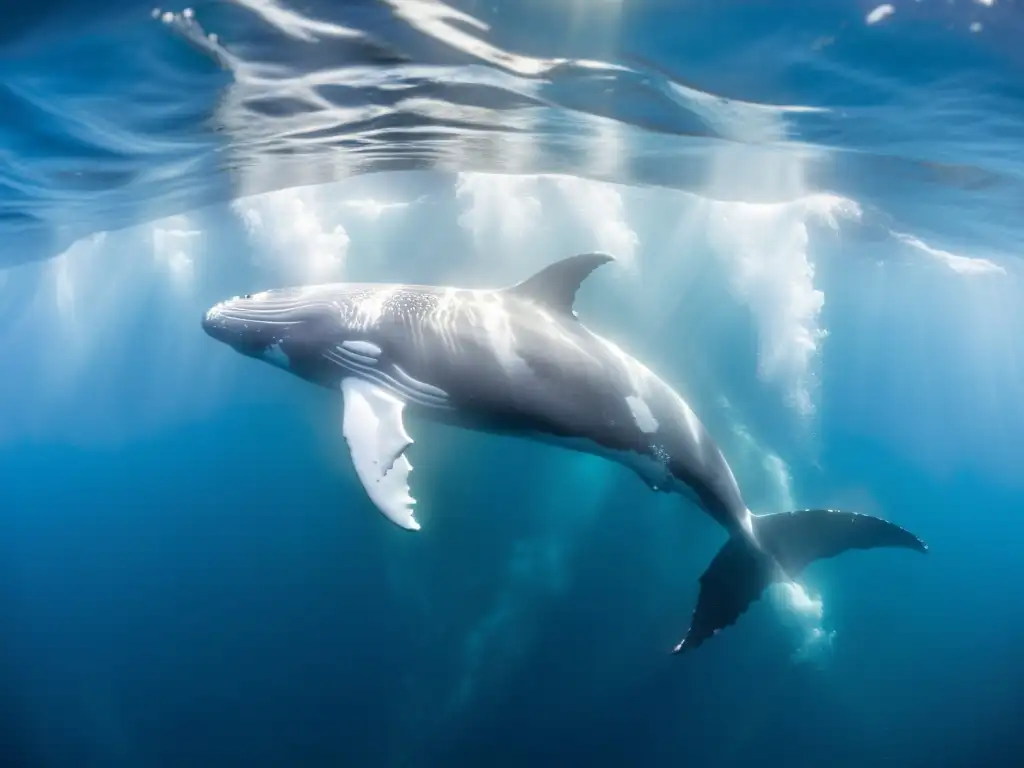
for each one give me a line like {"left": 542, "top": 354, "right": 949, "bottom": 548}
{"left": 1, "top": 1, "right": 1023, "bottom": 766}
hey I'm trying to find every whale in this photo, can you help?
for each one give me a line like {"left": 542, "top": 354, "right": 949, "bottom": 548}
{"left": 202, "top": 252, "right": 927, "bottom": 653}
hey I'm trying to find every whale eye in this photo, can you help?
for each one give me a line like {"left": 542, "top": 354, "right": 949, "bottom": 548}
{"left": 241, "top": 293, "right": 253, "bottom": 300}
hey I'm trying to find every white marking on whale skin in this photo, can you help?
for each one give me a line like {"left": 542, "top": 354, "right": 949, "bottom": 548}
{"left": 591, "top": 332, "right": 708, "bottom": 448}
{"left": 336, "top": 341, "right": 380, "bottom": 367}
{"left": 625, "top": 395, "right": 659, "bottom": 434}
{"left": 341, "top": 340, "right": 382, "bottom": 359}
{"left": 263, "top": 342, "right": 290, "bottom": 369}
{"left": 323, "top": 348, "right": 452, "bottom": 409}
{"left": 336, "top": 347, "right": 378, "bottom": 366}
{"left": 391, "top": 364, "right": 450, "bottom": 402}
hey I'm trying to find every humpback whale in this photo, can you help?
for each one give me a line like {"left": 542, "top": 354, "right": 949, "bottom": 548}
{"left": 202, "top": 253, "right": 927, "bottom": 653}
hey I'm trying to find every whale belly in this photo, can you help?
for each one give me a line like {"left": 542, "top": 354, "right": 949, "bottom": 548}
{"left": 522, "top": 430, "right": 706, "bottom": 509}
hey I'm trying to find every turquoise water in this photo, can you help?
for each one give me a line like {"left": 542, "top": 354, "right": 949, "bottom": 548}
{"left": 1, "top": 1, "right": 1022, "bottom": 766}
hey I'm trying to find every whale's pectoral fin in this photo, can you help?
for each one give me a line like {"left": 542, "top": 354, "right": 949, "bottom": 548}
{"left": 673, "top": 509, "right": 927, "bottom": 654}
{"left": 340, "top": 378, "right": 420, "bottom": 531}
{"left": 505, "top": 252, "right": 616, "bottom": 318}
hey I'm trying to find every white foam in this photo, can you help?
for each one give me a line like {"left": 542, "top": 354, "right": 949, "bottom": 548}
{"left": 152, "top": 214, "right": 200, "bottom": 289}
{"left": 723, "top": 403, "right": 795, "bottom": 511}
{"left": 893, "top": 232, "right": 1006, "bottom": 276}
{"left": 719, "top": 397, "right": 834, "bottom": 660}
{"left": 232, "top": 187, "right": 350, "bottom": 283}
{"left": 705, "top": 194, "right": 859, "bottom": 415}
{"left": 455, "top": 172, "right": 639, "bottom": 272}
{"left": 865, "top": 5, "right": 895, "bottom": 25}
{"left": 456, "top": 173, "right": 543, "bottom": 249}
{"left": 769, "top": 581, "right": 835, "bottom": 666}
{"left": 550, "top": 175, "right": 639, "bottom": 271}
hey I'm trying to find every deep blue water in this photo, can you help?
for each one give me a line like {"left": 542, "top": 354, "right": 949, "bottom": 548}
{"left": 2, "top": 1, "right": 1023, "bottom": 766}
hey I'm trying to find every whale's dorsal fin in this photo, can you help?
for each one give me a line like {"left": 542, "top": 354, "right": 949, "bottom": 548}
{"left": 505, "top": 252, "right": 615, "bottom": 318}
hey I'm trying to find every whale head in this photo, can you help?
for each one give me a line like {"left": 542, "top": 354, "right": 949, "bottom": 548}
{"left": 202, "top": 285, "right": 362, "bottom": 378}
{"left": 203, "top": 284, "right": 453, "bottom": 409}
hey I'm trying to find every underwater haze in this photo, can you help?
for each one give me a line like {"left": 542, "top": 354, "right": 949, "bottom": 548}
{"left": 1, "top": 1, "right": 1023, "bottom": 766}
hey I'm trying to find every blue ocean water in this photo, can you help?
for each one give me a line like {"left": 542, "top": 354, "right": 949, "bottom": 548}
{"left": 1, "top": 1, "right": 1023, "bottom": 766}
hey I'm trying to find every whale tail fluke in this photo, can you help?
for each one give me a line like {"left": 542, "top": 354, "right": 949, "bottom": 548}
{"left": 672, "top": 509, "right": 927, "bottom": 654}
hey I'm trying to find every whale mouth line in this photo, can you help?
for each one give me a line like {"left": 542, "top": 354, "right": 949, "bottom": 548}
{"left": 216, "top": 313, "right": 302, "bottom": 326}
{"left": 201, "top": 303, "right": 304, "bottom": 352}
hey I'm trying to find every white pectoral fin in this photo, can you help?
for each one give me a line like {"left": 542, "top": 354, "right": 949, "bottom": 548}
{"left": 340, "top": 378, "right": 421, "bottom": 531}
